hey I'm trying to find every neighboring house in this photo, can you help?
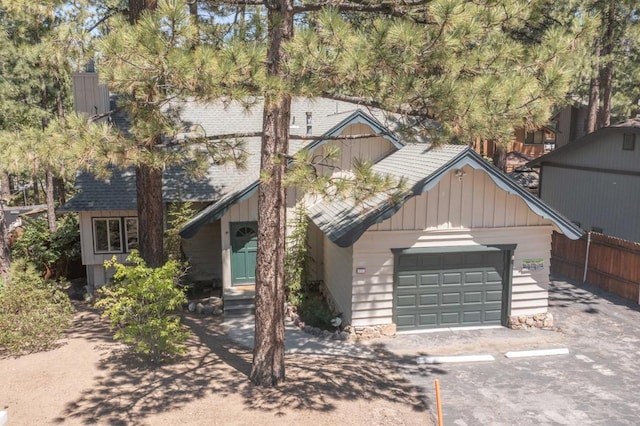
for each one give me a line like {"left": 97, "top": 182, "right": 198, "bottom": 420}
{"left": 529, "top": 118, "right": 640, "bottom": 243}
{"left": 473, "top": 103, "right": 589, "bottom": 172}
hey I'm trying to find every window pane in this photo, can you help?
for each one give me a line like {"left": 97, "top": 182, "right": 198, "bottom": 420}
{"left": 94, "top": 220, "right": 109, "bottom": 252}
{"left": 108, "top": 219, "right": 122, "bottom": 252}
{"left": 126, "top": 218, "right": 139, "bottom": 251}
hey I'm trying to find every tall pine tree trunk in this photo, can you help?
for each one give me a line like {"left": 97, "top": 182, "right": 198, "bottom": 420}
{"left": 598, "top": 0, "right": 616, "bottom": 128}
{"left": 249, "top": 0, "right": 293, "bottom": 387}
{"left": 586, "top": 44, "right": 600, "bottom": 134}
{"left": 130, "top": 0, "right": 164, "bottom": 268}
{"left": 46, "top": 167, "right": 56, "bottom": 232}
{"left": 0, "top": 171, "right": 10, "bottom": 203}
{"left": 0, "top": 203, "right": 10, "bottom": 281}
{"left": 136, "top": 162, "right": 164, "bottom": 267}
{"left": 492, "top": 143, "right": 507, "bottom": 172}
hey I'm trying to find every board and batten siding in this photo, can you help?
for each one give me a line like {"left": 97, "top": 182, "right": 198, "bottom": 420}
{"left": 347, "top": 166, "right": 555, "bottom": 327}
{"left": 541, "top": 165, "right": 640, "bottom": 242}
{"left": 317, "top": 123, "right": 396, "bottom": 174}
{"left": 79, "top": 210, "right": 136, "bottom": 287}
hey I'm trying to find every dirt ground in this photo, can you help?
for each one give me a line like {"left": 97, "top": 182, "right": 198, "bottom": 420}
{"left": 0, "top": 303, "right": 431, "bottom": 425}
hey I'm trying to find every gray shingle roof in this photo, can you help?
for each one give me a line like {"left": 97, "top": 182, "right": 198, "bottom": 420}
{"left": 309, "top": 143, "right": 583, "bottom": 247}
{"left": 62, "top": 98, "right": 395, "bottom": 214}
{"left": 178, "top": 109, "right": 395, "bottom": 238}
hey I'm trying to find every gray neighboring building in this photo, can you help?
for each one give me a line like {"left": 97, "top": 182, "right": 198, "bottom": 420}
{"left": 529, "top": 118, "right": 640, "bottom": 243}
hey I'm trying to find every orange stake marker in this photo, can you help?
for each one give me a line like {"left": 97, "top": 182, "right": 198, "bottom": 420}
{"left": 435, "top": 379, "right": 443, "bottom": 426}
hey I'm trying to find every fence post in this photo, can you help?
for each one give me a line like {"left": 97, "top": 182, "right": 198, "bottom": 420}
{"left": 583, "top": 231, "right": 592, "bottom": 284}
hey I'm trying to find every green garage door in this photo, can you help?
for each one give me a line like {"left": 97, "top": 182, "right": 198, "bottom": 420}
{"left": 394, "top": 250, "right": 508, "bottom": 330}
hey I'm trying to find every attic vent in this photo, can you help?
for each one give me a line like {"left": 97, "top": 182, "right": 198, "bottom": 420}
{"left": 623, "top": 133, "right": 636, "bottom": 151}
{"left": 591, "top": 226, "right": 603, "bottom": 233}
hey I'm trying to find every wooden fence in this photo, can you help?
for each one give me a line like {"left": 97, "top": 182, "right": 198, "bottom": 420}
{"left": 551, "top": 231, "right": 640, "bottom": 303}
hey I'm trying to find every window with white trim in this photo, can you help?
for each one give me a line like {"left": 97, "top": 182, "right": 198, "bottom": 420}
{"left": 93, "top": 217, "right": 138, "bottom": 254}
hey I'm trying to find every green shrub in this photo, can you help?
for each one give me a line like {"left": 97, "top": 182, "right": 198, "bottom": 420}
{"left": 285, "top": 204, "right": 310, "bottom": 307}
{"left": 0, "top": 260, "right": 74, "bottom": 355}
{"left": 298, "top": 293, "right": 335, "bottom": 330}
{"left": 11, "top": 214, "right": 80, "bottom": 279}
{"left": 95, "top": 252, "right": 189, "bottom": 363}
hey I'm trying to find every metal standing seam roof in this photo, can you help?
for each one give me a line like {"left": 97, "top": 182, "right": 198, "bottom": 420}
{"left": 308, "top": 143, "right": 583, "bottom": 248}
{"left": 179, "top": 109, "right": 400, "bottom": 238}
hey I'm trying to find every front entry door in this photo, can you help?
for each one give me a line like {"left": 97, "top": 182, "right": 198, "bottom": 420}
{"left": 230, "top": 222, "right": 258, "bottom": 285}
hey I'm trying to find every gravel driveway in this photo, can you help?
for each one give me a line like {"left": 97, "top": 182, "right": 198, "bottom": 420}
{"left": 369, "top": 278, "right": 640, "bottom": 425}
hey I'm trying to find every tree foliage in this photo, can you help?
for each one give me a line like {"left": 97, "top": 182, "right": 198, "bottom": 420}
{"left": 0, "top": 259, "right": 74, "bottom": 355}
{"left": 11, "top": 214, "right": 81, "bottom": 279}
{"left": 96, "top": 252, "right": 189, "bottom": 363}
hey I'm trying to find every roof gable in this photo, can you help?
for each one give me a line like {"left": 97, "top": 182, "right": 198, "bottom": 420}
{"left": 179, "top": 109, "right": 401, "bottom": 238}
{"left": 309, "top": 144, "right": 583, "bottom": 247}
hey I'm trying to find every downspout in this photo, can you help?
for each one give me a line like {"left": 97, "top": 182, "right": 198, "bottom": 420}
{"left": 583, "top": 231, "right": 592, "bottom": 284}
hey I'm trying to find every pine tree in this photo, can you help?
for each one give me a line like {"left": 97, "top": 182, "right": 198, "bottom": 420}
{"left": 41, "top": 0, "right": 589, "bottom": 386}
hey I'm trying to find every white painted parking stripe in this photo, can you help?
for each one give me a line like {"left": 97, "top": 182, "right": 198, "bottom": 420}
{"left": 416, "top": 354, "right": 495, "bottom": 364}
{"left": 504, "top": 348, "right": 569, "bottom": 358}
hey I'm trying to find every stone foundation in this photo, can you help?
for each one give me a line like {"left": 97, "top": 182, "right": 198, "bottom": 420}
{"left": 343, "top": 324, "right": 397, "bottom": 341}
{"left": 509, "top": 312, "right": 554, "bottom": 329}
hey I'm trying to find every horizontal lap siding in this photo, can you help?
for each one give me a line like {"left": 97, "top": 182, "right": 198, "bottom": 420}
{"left": 182, "top": 221, "right": 222, "bottom": 282}
{"left": 323, "top": 235, "right": 353, "bottom": 320}
{"left": 349, "top": 167, "right": 554, "bottom": 327}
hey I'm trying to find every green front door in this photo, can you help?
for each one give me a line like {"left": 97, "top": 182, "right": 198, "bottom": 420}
{"left": 230, "top": 222, "right": 258, "bottom": 285}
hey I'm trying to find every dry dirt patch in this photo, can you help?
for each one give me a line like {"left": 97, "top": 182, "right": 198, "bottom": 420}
{"left": 0, "top": 303, "right": 431, "bottom": 425}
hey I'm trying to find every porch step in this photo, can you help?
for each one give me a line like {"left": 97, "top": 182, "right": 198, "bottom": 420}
{"left": 224, "top": 286, "right": 255, "bottom": 316}
{"left": 224, "top": 298, "right": 255, "bottom": 316}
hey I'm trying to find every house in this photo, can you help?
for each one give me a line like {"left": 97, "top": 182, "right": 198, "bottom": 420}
{"left": 528, "top": 118, "right": 640, "bottom": 243}
{"left": 64, "top": 74, "right": 582, "bottom": 333}
{"left": 473, "top": 103, "right": 589, "bottom": 172}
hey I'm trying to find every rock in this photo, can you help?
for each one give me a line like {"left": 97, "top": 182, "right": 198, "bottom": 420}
{"left": 322, "top": 329, "right": 332, "bottom": 338}
{"left": 212, "top": 307, "right": 223, "bottom": 315}
{"left": 339, "top": 331, "right": 349, "bottom": 340}
{"left": 525, "top": 317, "right": 534, "bottom": 326}
{"left": 202, "top": 305, "right": 214, "bottom": 315}
{"left": 533, "top": 313, "right": 546, "bottom": 321}
{"left": 380, "top": 324, "right": 397, "bottom": 336}
{"left": 303, "top": 325, "right": 313, "bottom": 334}
{"left": 188, "top": 302, "right": 196, "bottom": 312}
{"left": 208, "top": 297, "right": 223, "bottom": 308}
{"left": 518, "top": 316, "right": 527, "bottom": 324}
{"left": 543, "top": 318, "right": 554, "bottom": 328}
{"left": 196, "top": 303, "right": 204, "bottom": 314}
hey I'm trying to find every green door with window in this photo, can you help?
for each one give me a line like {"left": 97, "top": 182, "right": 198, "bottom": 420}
{"left": 230, "top": 222, "right": 258, "bottom": 285}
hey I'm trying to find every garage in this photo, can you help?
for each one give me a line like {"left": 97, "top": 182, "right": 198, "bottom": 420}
{"left": 394, "top": 248, "right": 511, "bottom": 331}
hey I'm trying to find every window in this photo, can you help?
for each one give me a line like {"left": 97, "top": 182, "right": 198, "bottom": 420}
{"left": 306, "top": 112, "right": 312, "bottom": 135}
{"left": 623, "top": 133, "right": 636, "bottom": 151}
{"left": 93, "top": 217, "right": 138, "bottom": 254}
{"left": 525, "top": 129, "right": 556, "bottom": 145}
{"left": 125, "top": 218, "right": 139, "bottom": 251}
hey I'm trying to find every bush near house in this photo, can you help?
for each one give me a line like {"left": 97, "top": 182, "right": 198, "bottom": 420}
{"left": 95, "top": 253, "right": 189, "bottom": 364}
{"left": 0, "top": 260, "right": 74, "bottom": 355}
{"left": 285, "top": 205, "right": 337, "bottom": 330}
{"left": 11, "top": 214, "right": 81, "bottom": 279}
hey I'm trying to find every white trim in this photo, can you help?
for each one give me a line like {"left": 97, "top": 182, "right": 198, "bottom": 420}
{"left": 397, "top": 325, "right": 504, "bottom": 335}
{"left": 416, "top": 354, "right": 495, "bottom": 364}
{"left": 504, "top": 348, "right": 570, "bottom": 358}
{"left": 92, "top": 217, "right": 123, "bottom": 254}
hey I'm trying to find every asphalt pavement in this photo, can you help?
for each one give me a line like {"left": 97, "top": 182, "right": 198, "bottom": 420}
{"left": 376, "top": 279, "right": 640, "bottom": 425}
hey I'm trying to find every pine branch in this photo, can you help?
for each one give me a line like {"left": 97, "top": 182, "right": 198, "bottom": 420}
{"left": 293, "top": 0, "right": 435, "bottom": 23}
{"left": 319, "top": 92, "right": 437, "bottom": 119}
{"left": 197, "top": 131, "right": 392, "bottom": 141}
